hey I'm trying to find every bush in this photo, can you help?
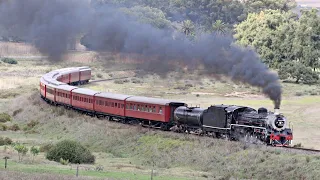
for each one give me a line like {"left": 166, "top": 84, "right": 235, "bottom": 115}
{"left": 293, "top": 143, "right": 303, "bottom": 148}
{"left": 9, "top": 124, "right": 20, "bottom": 131}
{"left": 279, "top": 61, "right": 319, "bottom": 84}
{"left": 185, "top": 83, "right": 193, "bottom": 88}
{"left": 0, "top": 137, "right": 13, "bottom": 146}
{"left": 114, "top": 79, "right": 124, "bottom": 84}
{"left": 27, "top": 120, "right": 39, "bottom": 128}
{"left": 96, "top": 73, "right": 103, "bottom": 78}
{"left": 2, "top": 58, "right": 18, "bottom": 64}
{"left": 0, "top": 123, "right": 8, "bottom": 131}
{"left": 60, "top": 158, "right": 69, "bottom": 165}
{"left": 39, "top": 143, "right": 53, "bottom": 152}
{"left": 12, "top": 108, "right": 23, "bottom": 116}
{"left": 131, "top": 78, "right": 143, "bottom": 84}
{"left": 0, "top": 113, "right": 11, "bottom": 123}
{"left": 46, "top": 140, "right": 95, "bottom": 164}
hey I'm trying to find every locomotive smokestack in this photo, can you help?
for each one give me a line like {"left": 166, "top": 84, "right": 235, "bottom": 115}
{"left": 274, "top": 108, "right": 280, "bottom": 115}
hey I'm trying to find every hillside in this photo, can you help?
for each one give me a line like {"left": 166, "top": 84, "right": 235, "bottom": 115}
{"left": 0, "top": 45, "right": 320, "bottom": 179}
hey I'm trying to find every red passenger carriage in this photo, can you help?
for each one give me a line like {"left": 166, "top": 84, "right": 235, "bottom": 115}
{"left": 45, "top": 84, "right": 56, "bottom": 103}
{"left": 125, "top": 96, "right": 185, "bottom": 124}
{"left": 94, "top": 92, "right": 131, "bottom": 117}
{"left": 71, "top": 88, "right": 99, "bottom": 112}
{"left": 79, "top": 67, "right": 91, "bottom": 84}
{"left": 55, "top": 85, "right": 78, "bottom": 106}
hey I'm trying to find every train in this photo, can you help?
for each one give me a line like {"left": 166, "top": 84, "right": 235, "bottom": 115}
{"left": 40, "top": 67, "right": 293, "bottom": 146}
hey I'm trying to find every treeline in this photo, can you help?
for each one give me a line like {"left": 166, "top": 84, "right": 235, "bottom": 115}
{"left": 93, "top": 0, "right": 319, "bottom": 84}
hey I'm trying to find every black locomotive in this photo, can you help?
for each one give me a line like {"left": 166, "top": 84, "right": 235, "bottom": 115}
{"left": 172, "top": 105, "right": 293, "bottom": 146}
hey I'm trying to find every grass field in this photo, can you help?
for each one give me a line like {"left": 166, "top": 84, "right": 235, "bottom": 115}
{"left": 0, "top": 43, "right": 320, "bottom": 179}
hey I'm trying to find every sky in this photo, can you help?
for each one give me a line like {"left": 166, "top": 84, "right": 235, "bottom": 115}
{"left": 296, "top": 0, "right": 320, "bottom": 7}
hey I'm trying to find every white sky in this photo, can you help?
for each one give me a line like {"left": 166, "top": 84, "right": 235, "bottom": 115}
{"left": 296, "top": 0, "right": 320, "bottom": 7}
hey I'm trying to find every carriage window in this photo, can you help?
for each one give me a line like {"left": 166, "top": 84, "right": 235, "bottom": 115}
{"left": 159, "top": 107, "right": 163, "bottom": 114}
{"left": 137, "top": 105, "right": 140, "bottom": 111}
{"left": 121, "top": 104, "right": 124, "bottom": 109}
{"left": 153, "top": 106, "right": 156, "bottom": 113}
{"left": 134, "top": 104, "right": 137, "bottom": 110}
{"left": 111, "top": 103, "right": 114, "bottom": 107}
{"left": 149, "top": 106, "right": 152, "bottom": 112}
{"left": 96, "top": 100, "right": 99, "bottom": 105}
{"left": 145, "top": 105, "right": 148, "bottom": 112}
{"left": 115, "top": 103, "right": 118, "bottom": 107}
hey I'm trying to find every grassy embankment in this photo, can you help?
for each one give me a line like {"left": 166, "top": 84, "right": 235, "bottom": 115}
{"left": 0, "top": 43, "right": 320, "bottom": 179}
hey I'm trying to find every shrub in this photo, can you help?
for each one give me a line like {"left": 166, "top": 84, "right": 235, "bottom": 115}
{"left": 96, "top": 73, "right": 103, "bottom": 78}
{"left": 46, "top": 140, "right": 95, "bottom": 164}
{"left": 27, "top": 120, "right": 39, "bottom": 128}
{"left": 0, "top": 137, "right": 13, "bottom": 146}
{"left": 293, "top": 143, "right": 303, "bottom": 148}
{"left": 2, "top": 58, "right": 18, "bottom": 64}
{"left": 39, "top": 143, "right": 53, "bottom": 152}
{"left": 185, "top": 83, "right": 193, "bottom": 88}
{"left": 12, "top": 108, "right": 23, "bottom": 116}
{"left": 279, "top": 61, "right": 319, "bottom": 84}
{"left": 0, "top": 113, "right": 11, "bottom": 123}
{"left": 60, "top": 158, "right": 69, "bottom": 165}
{"left": 114, "top": 79, "right": 124, "bottom": 84}
{"left": 14, "top": 144, "right": 28, "bottom": 162}
{"left": 30, "top": 146, "right": 40, "bottom": 162}
{"left": 131, "top": 78, "right": 143, "bottom": 84}
{"left": 295, "top": 92, "right": 303, "bottom": 96}
{"left": 0, "top": 123, "right": 7, "bottom": 131}
{"left": 9, "top": 124, "right": 20, "bottom": 131}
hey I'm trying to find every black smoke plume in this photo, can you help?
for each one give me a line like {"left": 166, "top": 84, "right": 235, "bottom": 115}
{"left": 0, "top": 0, "right": 282, "bottom": 108}
{"left": 0, "top": 0, "right": 92, "bottom": 60}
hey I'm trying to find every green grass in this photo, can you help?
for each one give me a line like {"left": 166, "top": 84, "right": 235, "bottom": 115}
{"left": 0, "top": 160, "right": 187, "bottom": 180}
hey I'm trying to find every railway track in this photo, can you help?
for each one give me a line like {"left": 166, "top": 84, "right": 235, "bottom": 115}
{"left": 89, "top": 77, "right": 130, "bottom": 83}
{"left": 279, "top": 146, "right": 320, "bottom": 153}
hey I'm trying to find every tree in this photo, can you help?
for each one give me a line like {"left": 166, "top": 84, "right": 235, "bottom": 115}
{"left": 14, "top": 144, "right": 28, "bottom": 162}
{"left": 181, "top": 20, "right": 194, "bottom": 36}
{"left": 293, "top": 9, "right": 320, "bottom": 71}
{"left": 279, "top": 61, "right": 319, "bottom": 84}
{"left": 98, "top": 0, "right": 247, "bottom": 30}
{"left": 211, "top": 20, "right": 227, "bottom": 34}
{"left": 30, "top": 146, "right": 40, "bottom": 162}
{"left": 120, "top": 6, "right": 172, "bottom": 29}
{"left": 244, "top": 0, "right": 297, "bottom": 14}
{"left": 234, "top": 10, "right": 298, "bottom": 67}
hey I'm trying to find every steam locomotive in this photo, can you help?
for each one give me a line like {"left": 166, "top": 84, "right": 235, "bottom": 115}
{"left": 173, "top": 105, "right": 293, "bottom": 146}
